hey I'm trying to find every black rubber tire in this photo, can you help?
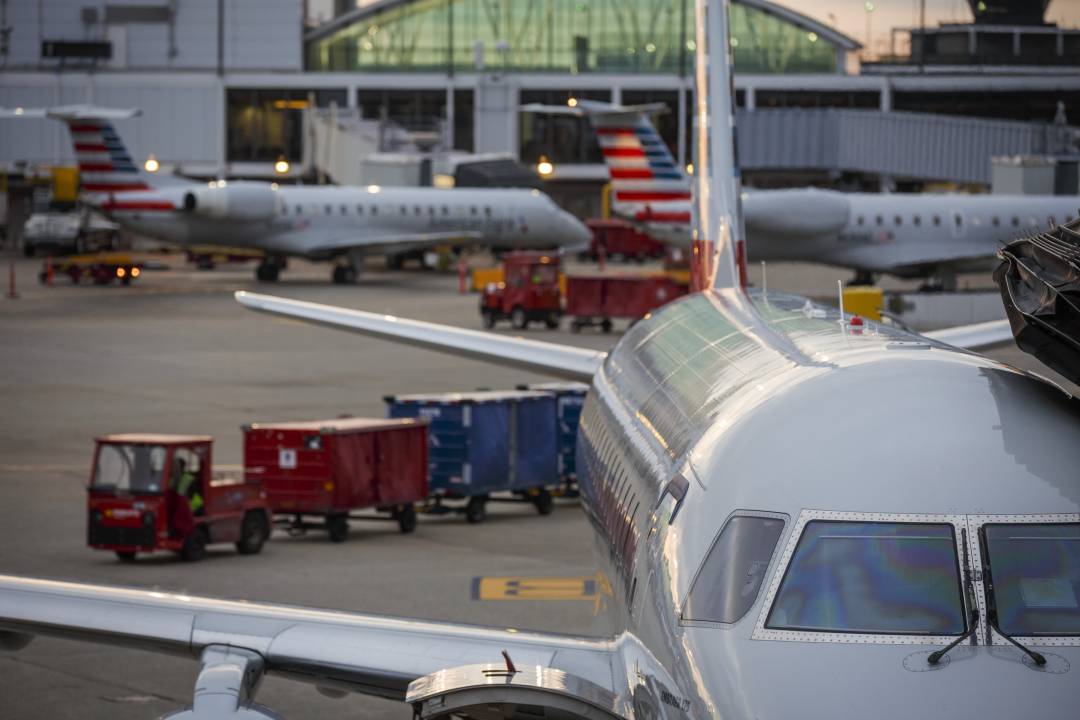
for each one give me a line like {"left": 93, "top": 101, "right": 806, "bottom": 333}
{"left": 569, "top": 321, "right": 581, "bottom": 334}
{"left": 115, "top": 550, "right": 137, "bottom": 562}
{"left": 181, "top": 529, "right": 207, "bottom": 562}
{"left": 510, "top": 307, "right": 528, "bottom": 330}
{"left": 327, "top": 514, "right": 350, "bottom": 543}
{"left": 600, "top": 319, "right": 613, "bottom": 334}
{"left": 256, "top": 263, "right": 280, "bottom": 282}
{"left": 397, "top": 506, "right": 418, "bottom": 534}
{"left": 544, "top": 314, "right": 559, "bottom": 329}
{"left": 235, "top": 511, "right": 269, "bottom": 555}
{"left": 534, "top": 488, "right": 554, "bottom": 516}
{"left": 465, "top": 497, "right": 486, "bottom": 524}
{"left": 386, "top": 254, "right": 404, "bottom": 271}
{"left": 481, "top": 310, "right": 497, "bottom": 329}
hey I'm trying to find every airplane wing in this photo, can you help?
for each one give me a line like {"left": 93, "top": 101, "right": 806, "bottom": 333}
{"left": 924, "top": 319, "right": 1014, "bottom": 350}
{"left": 235, "top": 292, "right": 605, "bottom": 381}
{"left": 0, "top": 574, "right": 624, "bottom": 717}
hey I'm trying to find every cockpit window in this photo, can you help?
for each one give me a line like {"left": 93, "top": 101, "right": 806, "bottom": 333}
{"left": 982, "top": 523, "right": 1080, "bottom": 636}
{"left": 683, "top": 514, "right": 785, "bottom": 624}
{"left": 766, "top": 521, "right": 965, "bottom": 635}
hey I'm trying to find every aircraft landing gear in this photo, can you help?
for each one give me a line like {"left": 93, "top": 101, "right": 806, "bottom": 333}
{"left": 848, "top": 270, "right": 876, "bottom": 287}
{"left": 332, "top": 265, "right": 358, "bottom": 284}
{"left": 255, "top": 258, "right": 283, "bottom": 282}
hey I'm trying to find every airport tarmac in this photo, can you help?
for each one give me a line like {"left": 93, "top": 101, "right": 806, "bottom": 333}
{"left": 0, "top": 253, "right": 1072, "bottom": 719}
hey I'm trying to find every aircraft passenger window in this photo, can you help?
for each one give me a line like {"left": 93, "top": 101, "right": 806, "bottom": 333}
{"left": 766, "top": 521, "right": 965, "bottom": 635}
{"left": 981, "top": 523, "right": 1080, "bottom": 636}
{"left": 340, "top": 205, "right": 347, "bottom": 215}
{"left": 414, "top": 206, "right": 422, "bottom": 216}
{"left": 442, "top": 206, "right": 449, "bottom": 216}
{"left": 356, "top": 205, "right": 363, "bottom": 215}
{"left": 371, "top": 206, "right": 378, "bottom": 216}
{"left": 683, "top": 514, "right": 785, "bottom": 625}
{"left": 400, "top": 206, "right": 407, "bottom": 216}
{"left": 484, "top": 207, "right": 492, "bottom": 217}
{"left": 875, "top": 215, "right": 883, "bottom": 226}
{"left": 856, "top": 216, "right": 864, "bottom": 227}
{"left": 325, "top": 205, "right": 332, "bottom": 215}
{"left": 428, "top": 207, "right": 435, "bottom": 216}
{"left": 992, "top": 216, "right": 1000, "bottom": 227}
{"left": 932, "top": 215, "right": 941, "bottom": 226}
{"left": 1012, "top": 216, "right": 1020, "bottom": 227}
{"left": 913, "top": 215, "right": 922, "bottom": 227}
{"left": 295, "top": 206, "right": 303, "bottom": 216}
{"left": 955, "top": 214, "right": 963, "bottom": 227}
{"left": 894, "top": 215, "right": 902, "bottom": 227}
{"left": 471, "top": 207, "right": 478, "bottom": 216}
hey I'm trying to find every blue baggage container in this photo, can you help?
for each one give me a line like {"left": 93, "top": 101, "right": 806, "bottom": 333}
{"left": 518, "top": 382, "right": 588, "bottom": 480}
{"left": 385, "top": 391, "right": 558, "bottom": 496}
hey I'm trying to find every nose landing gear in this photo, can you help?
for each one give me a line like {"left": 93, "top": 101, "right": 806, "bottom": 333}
{"left": 255, "top": 257, "right": 285, "bottom": 282}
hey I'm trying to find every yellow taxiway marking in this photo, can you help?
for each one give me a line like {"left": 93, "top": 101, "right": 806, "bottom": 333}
{"left": 472, "top": 573, "right": 613, "bottom": 612}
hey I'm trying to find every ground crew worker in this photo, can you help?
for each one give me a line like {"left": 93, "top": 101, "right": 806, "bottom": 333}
{"left": 173, "top": 457, "right": 204, "bottom": 515}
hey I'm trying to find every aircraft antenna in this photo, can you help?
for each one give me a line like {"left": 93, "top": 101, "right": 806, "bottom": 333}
{"left": 837, "top": 280, "right": 845, "bottom": 328}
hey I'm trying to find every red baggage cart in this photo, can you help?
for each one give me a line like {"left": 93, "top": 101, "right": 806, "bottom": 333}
{"left": 244, "top": 417, "right": 428, "bottom": 542}
{"left": 565, "top": 274, "right": 688, "bottom": 333}
{"left": 584, "top": 219, "right": 665, "bottom": 263}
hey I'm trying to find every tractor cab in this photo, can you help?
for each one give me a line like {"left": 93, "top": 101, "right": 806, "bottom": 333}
{"left": 87, "top": 434, "right": 270, "bottom": 562}
{"left": 480, "top": 251, "right": 562, "bottom": 330}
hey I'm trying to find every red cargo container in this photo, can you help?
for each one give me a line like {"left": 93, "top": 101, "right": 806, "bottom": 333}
{"left": 565, "top": 274, "right": 688, "bottom": 333}
{"left": 584, "top": 219, "right": 665, "bottom": 263}
{"left": 244, "top": 417, "right": 428, "bottom": 542}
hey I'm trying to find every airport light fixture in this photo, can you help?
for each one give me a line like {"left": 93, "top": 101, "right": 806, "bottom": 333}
{"left": 144, "top": 154, "right": 160, "bottom": 173}
{"left": 536, "top": 156, "right": 555, "bottom": 178}
{"left": 274, "top": 156, "right": 290, "bottom": 175}
{"left": 567, "top": 97, "right": 578, "bottom": 108}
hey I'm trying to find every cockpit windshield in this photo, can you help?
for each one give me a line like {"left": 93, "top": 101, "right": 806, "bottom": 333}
{"left": 766, "top": 521, "right": 966, "bottom": 635}
{"left": 982, "top": 523, "right": 1080, "bottom": 636}
{"left": 92, "top": 443, "right": 167, "bottom": 493}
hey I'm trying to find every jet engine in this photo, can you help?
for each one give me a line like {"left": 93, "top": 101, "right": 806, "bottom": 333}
{"left": 744, "top": 188, "right": 850, "bottom": 238}
{"left": 182, "top": 182, "right": 279, "bottom": 222}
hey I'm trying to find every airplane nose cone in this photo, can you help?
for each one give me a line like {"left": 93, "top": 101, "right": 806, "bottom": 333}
{"left": 563, "top": 212, "right": 592, "bottom": 248}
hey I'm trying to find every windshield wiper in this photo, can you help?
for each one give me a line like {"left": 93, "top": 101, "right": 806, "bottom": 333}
{"left": 979, "top": 529, "right": 1047, "bottom": 667}
{"left": 929, "top": 528, "right": 979, "bottom": 665}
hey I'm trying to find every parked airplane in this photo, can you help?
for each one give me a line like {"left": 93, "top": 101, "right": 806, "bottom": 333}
{"left": 3, "top": 2, "right": 1079, "bottom": 719}
{"left": 525, "top": 99, "right": 1080, "bottom": 288}
{"left": 0, "top": 106, "right": 591, "bottom": 283}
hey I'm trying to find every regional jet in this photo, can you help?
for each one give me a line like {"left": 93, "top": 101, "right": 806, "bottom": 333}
{"left": 0, "top": 107, "right": 591, "bottom": 284}
{"left": 3, "top": 2, "right": 1080, "bottom": 718}
{"left": 525, "top": 99, "right": 1080, "bottom": 289}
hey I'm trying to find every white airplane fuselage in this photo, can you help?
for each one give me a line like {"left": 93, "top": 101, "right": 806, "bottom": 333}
{"left": 103, "top": 182, "right": 590, "bottom": 259}
{"left": 631, "top": 189, "right": 1079, "bottom": 279}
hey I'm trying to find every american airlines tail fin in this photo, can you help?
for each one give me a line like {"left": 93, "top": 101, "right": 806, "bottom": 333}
{"left": 522, "top": 100, "right": 691, "bottom": 211}
{"left": 0, "top": 106, "right": 155, "bottom": 195}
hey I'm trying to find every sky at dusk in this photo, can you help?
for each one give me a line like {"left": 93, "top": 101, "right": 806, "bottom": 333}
{"left": 308, "top": 0, "right": 1080, "bottom": 57}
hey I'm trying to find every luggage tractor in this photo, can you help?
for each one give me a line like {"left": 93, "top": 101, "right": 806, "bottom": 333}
{"left": 480, "top": 252, "right": 562, "bottom": 329}
{"left": 87, "top": 434, "right": 271, "bottom": 562}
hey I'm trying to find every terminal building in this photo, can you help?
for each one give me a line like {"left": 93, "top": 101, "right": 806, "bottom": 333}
{"left": 1, "top": 0, "right": 1077, "bottom": 214}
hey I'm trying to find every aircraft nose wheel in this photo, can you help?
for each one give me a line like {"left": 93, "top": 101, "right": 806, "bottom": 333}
{"left": 332, "top": 266, "right": 358, "bottom": 284}
{"left": 255, "top": 261, "right": 281, "bottom": 282}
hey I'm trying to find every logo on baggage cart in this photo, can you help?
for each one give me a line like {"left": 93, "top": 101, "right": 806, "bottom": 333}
{"left": 278, "top": 448, "right": 297, "bottom": 469}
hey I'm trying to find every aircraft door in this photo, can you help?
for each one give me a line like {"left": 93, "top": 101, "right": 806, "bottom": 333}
{"left": 951, "top": 210, "right": 967, "bottom": 239}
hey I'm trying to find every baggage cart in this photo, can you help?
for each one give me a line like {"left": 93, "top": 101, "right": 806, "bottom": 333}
{"left": 584, "top": 218, "right": 665, "bottom": 263}
{"left": 385, "top": 391, "right": 558, "bottom": 523}
{"left": 244, "top": 417, "right": 428, "bottom": 542}
{"left": 517, "top": 382, "right": 588, "bottom": 494}
{"left": 564, "top": 274, "right": 688, "bottom": 333}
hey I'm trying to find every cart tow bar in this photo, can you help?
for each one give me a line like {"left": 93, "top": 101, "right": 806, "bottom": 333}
{"left": 163, "top": 645, "right": 273, "bottom": 719}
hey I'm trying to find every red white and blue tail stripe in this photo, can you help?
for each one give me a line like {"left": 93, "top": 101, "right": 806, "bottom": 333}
{"left": 591, "top": 109, "right": 691, "bottom": 206}
{"left": 64, "top": 116, "right": 151, "bottom": 194}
